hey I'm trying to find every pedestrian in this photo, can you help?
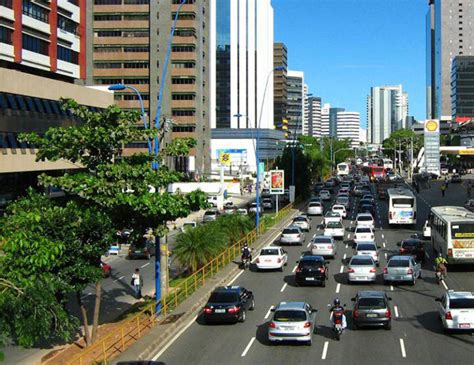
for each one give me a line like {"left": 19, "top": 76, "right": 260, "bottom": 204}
{"left": 131, "top": 268, "right": 143, "bottom": 299}
{"left": 441, "top": 183, "right": 446, "bottom": 197}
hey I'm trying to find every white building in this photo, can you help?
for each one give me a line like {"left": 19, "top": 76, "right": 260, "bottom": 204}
{"left": 286, "top": 70, "right": 305, "bottom": 137}
{"left": 359, "top": 128, "right": 367, "bottom": 144}
{"left": 321, "top": 103, "right": 331, "bottom": 137}
{"left": 337, "top": 112, "right": 360, "bottom": 148}
{"left": 308, "top": 96, "right": 322, "bottom": 137}
{"left": 210, "top": 0, "right": 274, "bottom": 130}
{"left": 303, "top": 84, "right": 309, "bottom": 135}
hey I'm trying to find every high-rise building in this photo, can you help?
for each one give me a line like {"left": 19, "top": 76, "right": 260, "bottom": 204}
{"left": 273, "top": 42, "right": 287, "bottom": 130}
{"left": 452, "top": 56, "right": 474, "bottom": 120}
{"left": 426, "top": 0, "right": 474, "bottom": 119}
{"left": 210, "top": 0, "right": 274, "bottom": 130}
{"left": 329, "top": 107, "right": 344, "bottom": 137}
{"left": 88, "top": 0, "right": 211, "bottom": 174}
{"left": 367, "top": 85, "right": 409, "bottom": 145}
{"left": 286, "top": 70, "right": 304, "bottom": 137}
{"left": 337, "top": 111, "right": 360, "bottom": 148}
{"left": 308, "top": 96, "right": 322, "bottom": 138}
{"left": 303, "top": 83, "right": 309, "bottom": 135}
{"left": 321, "top": 103, "right": 330, "bottom": 137}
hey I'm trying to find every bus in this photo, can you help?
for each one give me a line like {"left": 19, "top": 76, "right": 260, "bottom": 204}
{"left": 336, "top": 162, "right": 350, "bottom": 176}
{"left": 366, "top": 165, "right": 386, "bottom": 181}
{"left": 429, "top": 206, "right": 474, "bottom": 264}
{"left": 387, "top": 188, "right": 416, "bottom": 225}
{"left": 383, "top": 158, "right": 393, "bottom": 171}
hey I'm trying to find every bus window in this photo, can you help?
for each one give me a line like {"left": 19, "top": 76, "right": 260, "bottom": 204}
{"left": 392, "top": 198, "right": 414, "bottom": 207}
{"left": 451, "top": 223, "right": 474, "bottom": 239}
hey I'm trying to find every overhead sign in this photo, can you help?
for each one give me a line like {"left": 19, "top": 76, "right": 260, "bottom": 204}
{"left": 216, "top": 149, "right": 247, "bottom": 166}
{"left": 269, "top": 170, "right": 284, "bottom": 195}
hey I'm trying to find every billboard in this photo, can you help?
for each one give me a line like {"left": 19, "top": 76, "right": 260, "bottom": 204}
{"left": 216, "top": 149, "right": 247, "bottom": 167}
{"left": 269, "top": 170, "right": 284, "bottom": 195}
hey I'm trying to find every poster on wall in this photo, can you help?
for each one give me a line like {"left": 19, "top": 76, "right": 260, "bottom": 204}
{"left": 269, "top": 170, "right": 284, "bottom": 195}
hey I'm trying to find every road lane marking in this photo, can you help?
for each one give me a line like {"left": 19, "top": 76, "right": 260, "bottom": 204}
{"left": 151, "top": 314, "right": 198, "bottom": 360}
{"left": 81, "top": 292, "right": 93, "bottom": 299}
{"left": 141, "top": 263, "right": 150, "bottom": 269}
{"left": 394, "top": 305, "right": 399, "bottom": 318}
{"left": 441, "top": 279, "right": 449, "bottom": 290}
{"left": 339, "top": 265, "right": 344, "bottom": 273}
{"left": 343, "top": 253, "right": 347, "bottom": 260}
{"left": 228, "top": 270, "right": 245, "bottom": 285}
{"left": 113, "top": 275, "right": 125, "bottom": 283}
{"left": 390, "top": 285, "right": 394, "bottom": 291}
{"left": 292, "top": 265, "right": 298, "bottom": 273}
{"left": 280, "top": 283, "right": 287, "bottom": 292}
{"left": 307, "top": 241, "right": 312, "bottom": 247}
{"left": 381, "top": 233, "right": 385, "bottom": 239}
{"left": 321, "top": 341, "right": 329, "bottom": 360}
{"left": 264, "top": 306, "right": 274, "bottom": 319}
{"left": 335, "top": 283, "right": 341, "bottom": 294}
{"left": 383, "top": 242, "right": 386, "bottom": 248}
{"left": 400, "top": 338, "right": 406, "bottom": 358}
{"left": 385, "top": 253, "right": 387, "bottom": 259}
{"left": 350, "top": 221, "right": 353, "bottom": 225}
{"left": 426, "top": 252, "right": 430, "bottom": 259}
{"left": 347, "top": 233, "right": 350, "bottom": 239}
{"left": 241, "top": 337, "right": 256, "bottom": 357}
{"left": 345, "top": 243, "right": 348, "bottom": 249}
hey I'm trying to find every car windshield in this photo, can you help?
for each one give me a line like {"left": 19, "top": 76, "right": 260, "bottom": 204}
{"left": 300, "top": 260, "right": 323, "bottom": 269}
{"left": 449, "top": 298, "right": 474, "bottom": 309}
{"left": 357, "top": 244, "right": 376, "bottom": 251}
{"left": 326, "top": 212, "right": 338, "bottom": 217}
{"left": 261, "top": 248, "right": 278, "bottom": 256}
{"left": 327, "top": 222, "right": 342, "bottom": 229}
{"left": 274, "top": 310, "right": 307, "bottom": 322}
{"left": 283, "top": 228, "right": 299, "bottom": 234}
{"left": 205, "top": 211, "right": 216, "bottom": 216}
{"left": 350, "top": 257, "right": 374, "bottom": 265}
{"left": 209, "top": 292, "right": 239, "bottom": 303}
{"left": 392, "top": 198, "right": 414, "bottom": 207}
{"left": 294, "top": 217, "right": 307, "bottom": 222}
{"left": 357, "top": 297, "right": 386, "bottom": 309}
{"left": 388, "top": 259, "right": 409, "bottom": 267}
{"left": 309, "top": 203, "right": 321, "bottom": 207}
{"left": 450, "top": 223, "right": 474, "bottom": 239}
{"left": 337, "top": 197, "right": 348, "bottom": 202}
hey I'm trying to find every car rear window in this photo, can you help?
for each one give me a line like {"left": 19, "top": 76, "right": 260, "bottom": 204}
{"left": 309, "top": 203, "right": 321, "bottom": 207}
{"left": 326, "top": 222, "right": 342, "bottom": 229}
{"left": 356, "top": 227, "right": 371, "bottom": 233}
{"left": 350, "top": 257, "right": 374, "bottom": 265}
{"left": 300, "top": 260, "right": 323, "bottom": 270}
{"left": 283, "top": 228, "right": 299, "bottom": 234}
{"left": 314, "top": 237, "right": 332, "bottom": 244}
{"left": 294, "top": 217, "right": 307, "bottom": 222}
{"left": 449, "top": 298, "right": 474, "bottom": 309}
{"left": 357, "top": 244, "right": 376, "bottom": 251}
{"left": 204, "top": 211, "right": 216, "bottom": 215}
{"left": 357, "top": 297, "right": 386, "bottom": 309}
{"left": 261, "top": 249, "right": 278, "bottom": 256}
{"left": 358, "top": 216, "right": 372, "bottom": 221}
{"left": 388, "top": 259, "right": 409, "bottom": 267}
{"left": 274, "top": 310, "right": 307, "bottom": 322}
{"left": 402, "top": 240, "right": 422, "bottom": 248}
{"left": 209, "top": 292, "right": 239, "bottom": 303}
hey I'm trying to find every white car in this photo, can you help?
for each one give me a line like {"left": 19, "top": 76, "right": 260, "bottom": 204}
{"left": 353, "top": 226, "right": 375, "bottom": 243}
{"left": 311, "top": 235, "right": 337, "bottom": 258}
{"left": 223, "top": 205, "right": 236, "bottom": 215}
{"left": 262, "top": 198, "right": 273, "bottom": 209}
{"left": 292, "top": 215, "right": 311, "bottom": 232}
{"left": 356, "top": 213, "right": 375, "bottom": 229}
{"left": 332, "top": 204, "right": 347, "bottom": 219}
{"left": 441, "top": 167, "right": 449, "bottom": 175}
{"left": 324, "top": 211, "right": 342, "bottom": 225}
{"left": 307, "top": 202, "right": 323, "bottom": 216}
{"left": 423, "top": 220, "right": 431, "bottom": 238}
{"left": 323, "top": 221, "right": 344, "bottom": 240}
{"left": 319, "top": 190, "right": 331, "bottom": 201}
{"left": 249, "top": 203, "right": 263, "bottom": 214}
{"left": 181, "top": 221, "right": 197, "bottom": 232}
{"left": 347, "top": 255, "right": 377, "bottom": 283}
{"left": 256, "top": 246, "right": 288, "bottom": 271}
{"left": 354, "top": 241, "right": 379, "bottom": 265}
{"left": 280, "top": 226, "right": 304, "bottom": 245}
{"left": 236, "top": 208, "right": 248, "bottom": 215}
{"left": 436, "top": 291, "right": 474, "bottom": 332}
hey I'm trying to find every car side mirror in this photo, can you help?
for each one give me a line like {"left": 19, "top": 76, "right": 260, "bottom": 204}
{"left": 296, "top": 260, "right": 299, "bottom": 263}
{"left": 325, "top": 261, "right": 330, "bottom": 265}
{"left": 343, "top": 304, "right": 347, "bottom": 307}
{"left": 388, "top": 297, "right": 392, "bottom": 301}
{"left": 270, "top": 307, "right": 276, "bottom": 312}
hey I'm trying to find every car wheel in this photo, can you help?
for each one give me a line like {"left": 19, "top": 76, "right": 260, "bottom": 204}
{"left": 249, "top": 299, "right": 255, "bottom": 311}
{"left": 353, "top": 323, "right": 358, "bottom": 330}
{"left": 384, "top": 321, "right": 392, "bottom": 330}
{"left": 240, "top": 310, "right": 246, "bottom": 322}
{"left": 411, "top": 276, "right": 416, "bottom": 286}
{"left": 279, "top": 266, "right": 284, "bottom": 272}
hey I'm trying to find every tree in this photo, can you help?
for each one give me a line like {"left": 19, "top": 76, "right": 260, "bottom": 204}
{"left": 274, "top": 145, "right": 312, "bottom": 199}
{"left": 382, "top": 128, "right": 422, "bottom": 164}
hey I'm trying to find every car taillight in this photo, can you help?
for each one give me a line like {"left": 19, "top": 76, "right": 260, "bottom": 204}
{"left": 353, "top": 309, "right": 359, "bottom": 318}
{"left": 228, "top": 306, "right": 240, "bottom": 313}
{"left": 400, "top": 248, "right": 405, "bottom": 253}
{"left": 385, "top": 309, "right": 391, "bottom": 318}
{"left": 256, "top": 258, "right": 260, "bottom": 263}
{"left": 383, "top": 268, "right": 388, "bottom": 274}
{"left": 407, "top": 268, "right": 413, "bottom": 275}
{"left": 269, "top": 322, "right": 276, "bottom": 328}
{"left": 319, "top": 267, "right": 326, "bottom": 273}
{"left": 277, "top": 258, "right": 282, "bottom": 263}
{"left": 203, "top": 307, "right": 213, "bottom": 314}
{"left": 296, "top": 267, "right": 302, "bottom": 273}
{"left": 445, "top": 311, "right": 453, "bottom": 320}
{"left": 303, "top": 322, "right": 311, "bottom": 328}
{"left": 368, "top": 267, "right": 376, "bottom": 273}
{"left": 327, "top": 245, "right": 333, "bottom": 249}
{"left": 347, "top": 268, "right": 355, "bottom": 273}
{"left": 448, "top": 249, "right": 453, "bottom": 257}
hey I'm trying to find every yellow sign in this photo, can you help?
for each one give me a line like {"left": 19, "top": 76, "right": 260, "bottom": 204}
{"left": 454, "top": 233, "right": 474, "bottom": 238}
{"left": 424, "top": 119, "right": 439, "bottom": 133}
{"left": 459, "top": 150, "right": 474, "bottom": 155}
{"left": 219, "top": 152, "right": 231, "bottom": 166}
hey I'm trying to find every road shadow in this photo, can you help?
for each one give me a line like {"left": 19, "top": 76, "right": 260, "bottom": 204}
{"left": 315, "top": 324, "right": 335, "bottom": 340}
{"left": 195, "top": 312, "right": 239, "bottom": 326}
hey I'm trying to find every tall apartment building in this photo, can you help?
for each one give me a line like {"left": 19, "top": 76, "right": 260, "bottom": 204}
{"left": 329, "top": 107, "right": 344, "bottom": 137}
{"left": 426, "top": 0, "right": 474, "bottom": 119}
{"left": 337, "top": 111, "right": 360, "bottom": 148}
{"left": 88, "top": 0, "right": 211, "bottom": 175}
{"left": 273, "top": 42, "right": 287, "bottom": 130}
{"left": 321, "top": 103, "right": 330, "bottom": 137}
{"left": 303, "top": 83, "right": 309, "bottom": 135}
{"left": 308, "top": 96, "right": 322, "bottom": 138}
{"left": 286, "top": 70, "right": 304, "bottom": 138}
{"left": 367, "top": 85, "right": 409, "bottom": 145}
{"left": 451, "top": 56, "right": 474, "bottom": 120}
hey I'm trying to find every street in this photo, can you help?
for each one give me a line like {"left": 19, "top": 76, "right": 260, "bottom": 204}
{"left": 152, "top": 178, "right": 474, "bottom": 365}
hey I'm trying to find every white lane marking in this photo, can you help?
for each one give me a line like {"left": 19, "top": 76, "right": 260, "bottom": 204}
{"left": 264, "top": 306, "right": 274, "bottom": 319}
{"left": 394, "top": 305, "right": 399, "bottom": 318}
{"left": 383, "top": 242, "right": 386, "bottom": 248}
{"left": 280, "top": 283, "right": 287, "bottom": 292}
{"left": 241, "top": 337, "right": 256, "bottom": 357}
{"left": 292, "top": 265, "right": 298, "bottom": 273}
{"left": 339, "top": 265, "right": 344, "bottom": 274}
{"left": 345, "top": 243, "right": 348, "bottom": 249}
{"left": 151, "top": 314, "right": 198, "bottom": 360}
{"left": 335, "top": 283, "right": 341, "bottom": 294}
{"left": 307, "top": 241, "right": 312, "bottom": 248}
{"left": 347, "top": 233, "right": 350, "bottom": 239}
{"left": 113, "top": 275, "right": 125, "bottom": 283}
{"left": 441, "top": 279, "right": 449, "bottom": 290}
{"left": 385, "top": 253, "right": 387, "bottom": 259}
{"left": 350, "top": 221, "right": 353, "bottom": 225}
{"left": 390, "top": 285, "right": 394, "bottom": 291}
{"left": 426, "top": 252, "right": 430, "bottom": 259}
{"left": 321, "top": 341, "right": 329, "bottom": 360}
{"left": 228, "top": 270, "right": 245, "bottom": 285}
{"left": 400, "top": 338, "right": 406, "bottom": 358}
{"left": 141, "top": 262, "right": 150, "bottom": 269}
{"left": 343, "top": 253, "right": 347, "bottom": 260}
{"left": 381, "top": 233, "right": 385, "bottom": 239}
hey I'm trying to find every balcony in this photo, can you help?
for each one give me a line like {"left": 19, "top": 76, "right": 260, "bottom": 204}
{"left": 93, "top": 4, "right": 149, "bottom": 13}
{"left": 94, "top": 69, "right": 149, "bottom": 77}
{"left": 170, "top": 115, "right": 195, "bottom": 124}
{"left": 174, "top": 19, "right": 196, "bottom": 28}
{"left": 94, "top": 37, "right": 148, "bottom": 45}
{"left": 94, "top": 52, "right": 149, "bottom": 61}
{"left": 94, "top": 20, "right": 149, "bottom": 29}
{"left": 172, "top": 84, "right": 196, "bottom": 92}
{"left": 172, "top": 36, "right": 197, "bottom": 45}
{"left": 171, "top": 4, "right": 196, "bottom": 12}
{"left": 171, "top": 68, "right": 196, "bottom": 77}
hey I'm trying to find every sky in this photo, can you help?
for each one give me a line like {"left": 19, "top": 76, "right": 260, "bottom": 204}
{"left": 273, "top": 0, "right": 428, "bottom": 128}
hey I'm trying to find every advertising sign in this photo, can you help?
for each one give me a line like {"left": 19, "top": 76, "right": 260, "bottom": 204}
{"left": 219, "top": 152, "right": 231, "bottom": 166}
{"left": 423, "top": 119, "right": 440, "bottom": 175}
{"left": 216, "top": 149, "right": 247, "bottom": 166}
{"left": 269, "top": 170, "right": 284, "bottom": 195}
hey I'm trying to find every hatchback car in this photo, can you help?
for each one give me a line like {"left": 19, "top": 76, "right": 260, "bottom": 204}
{"left": 292, "top": 215, "right": 311, "bottom": 232}
{"left": 295, "top": 255, "right": 328, "bottom": 286}
{"left": 338, "top": 188, "right": 350, "bottom": 196}
{"left": 332, "top": 204, "right": 347, "bottom": 219}
{"left": 181, "top": 221, "right": 197, "bottom": 232}
{"left": 324, "top": 211, "right": 343, "bottom": 225}
{"left": 311, "top": 235, "right": 337, "bottom": 259}
{"left": 347, "top": 255, "right": 377, "bottom": 283}
{"left": 324, "top": 221, "right": 344, "bottom": 240}
{"left": 335, "top": 196, "right": 350, "bottom": 210}
{"left": 203, "top": 286, "right": 255, "bottom": 324}
{"left": 359, "top": 198, "right": 375, "bottom": 207}
{"left": 280, "top": 226, "right": 304, "bottom": 245}
{"left": 356, "top": 213, "right": 375, "bottom": 229}
{"left": 435, "top": 291, "right": 474, "bottom": 332}
{"left": 383, "top": 255, "right": 421, "bottom": 285}
{"left": 352, "top": 291, "right": 392, "bottom": 330}
{"left": 361, "top": 194, "right": 375, "bottom": 203}
{"left": 223, "top": 206, "right": 236, "bottom": 215}
{"left": 319, "top": 190, "right": 331, "bottom": 201}
{"left": 256, "top": 247, "right": 288, "bottom": 271}
{"left": 354, "top": 241, "right": 380, "bottom": 265}
{"left": 203, "top": 209, "right": 220, "bottom": 222}
{"left": 268, "top": 302, "right": 317, "bottom": 345}
{"left": 128, "top": 241, "right": 155, "bottom": 260}
{"left": 423, "top": 220, "right": 431, "bottom": 238}
{"left": 353, "top": 226, "right": 375, "bottom": 243}
{"left": 451, "top": 174, "right": 462, "bottom": 183}
{"left": 236, "top": 208, "right": 248, "bottom": 215}
{"left": 307, "top": 202, "right": 323, "bottom": 216}
{"left": 398, "top": 238, "right": 425, "bottom": 263}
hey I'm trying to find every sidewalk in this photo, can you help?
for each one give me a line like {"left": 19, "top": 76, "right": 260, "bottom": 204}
{"left": 111, "top": 204, "right": 300, "bottom": 364}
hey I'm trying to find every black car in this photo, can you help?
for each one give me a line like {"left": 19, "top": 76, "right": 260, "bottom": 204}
{"left": 359, "top": 198, "right": 375, "bottom": 207}
{"left": 359, "top": 204, "right": 375, "bottom": 217}
{"left": 398, "top": 239, "right": 425, "bottom": 263}
{"left": 128, "top": 241, "right": 155, "bottom": 260}
{"left": 451, "top": 174, "right": 462, "bottom": 183}
{"left": 352, "top": 291, "right": 392, "bottom": 330}
{"left": 295, "top": 255, "right": 328, "bottom": 287}
{"left": 203, "top": 286, "right": 255, "bottom": 323}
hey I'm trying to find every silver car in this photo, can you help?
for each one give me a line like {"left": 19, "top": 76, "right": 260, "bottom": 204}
{"left": 280, "top": 226, "right": 304, "bottom": 246}
{"left": 324, "top": 211, "right": 342, "bottom": 225}
{"left": 383, "top": 255, "right": 421, "bottom": 285}
{"left": 347, "top": 255, "right": 377, "bottom": 283}
{"left": 262, "top": 198, "right": 273, "bottom": 209}
{"left": 336, "top": 196, "right": 350, "bottom": 210}
{"left": 203, "top": 209, "right": 219, "bottom": 222}
{"left": 311, "top": 235, "right": 337, "bottom": 258}
{"left": 354, "top": 241, "right": 380, "bottom": 265}
{"left": 292, "top": 216, "right": 311, "bottom": 232}
{"left": 307, "top": 202, "right": 323, "bottom": 216}
{"left": 268, "top": 302, "right": 317, "bottom": 345}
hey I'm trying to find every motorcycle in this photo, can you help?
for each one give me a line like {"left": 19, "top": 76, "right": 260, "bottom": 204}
{"left": 328, "top": 305, "right": 346, "bottom": 341}
{"left": 241, "top": 255, "right": 251, "bottom": 270}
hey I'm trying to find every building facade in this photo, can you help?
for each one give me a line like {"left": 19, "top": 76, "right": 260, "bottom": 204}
{"left": 321, "top": 102, "right": 330, "bottom": 137}
{"left": 286, "top": 70, "right": 304, "bottom": 138}
{"left": 336, "top": 111, "right": 360, "bottom": 148}
{"left": 273, "top": 42, "right": 287, "bottom": 130}
{"left": 451, "top": 56, "right": 474, "bottom": 120}
{"left": 308, "top": 96, "right": 322, "bottom": 138}
{"left": 303, "top": 83, "right": 309, "bottom": 135}
{"left": 329, "top": 107, "right": 344, "bottom": 138}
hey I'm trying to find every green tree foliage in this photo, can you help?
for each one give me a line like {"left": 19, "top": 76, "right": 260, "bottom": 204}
{"left": 274, "top": 145, "right": 312, "bottom": 199}
{"left": 382, "top": 128, "right": 423, "bottom": 163}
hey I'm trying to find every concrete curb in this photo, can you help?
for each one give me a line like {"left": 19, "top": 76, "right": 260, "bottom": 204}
{"left": 111, "top": 206, "right": 301, "bottom": 364}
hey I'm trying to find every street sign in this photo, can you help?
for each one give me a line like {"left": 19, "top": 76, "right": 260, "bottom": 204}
{"left": 258, "top": 162, "right": 265, "bottom": 175}
{"left": 269, "top": 170, "right": 284, "bottom": 195}
{"left": 219, "top": 152, "right": 231, "bottom": 166}
{"left": 459, "top": 149, "right": 474, "bottom": 155}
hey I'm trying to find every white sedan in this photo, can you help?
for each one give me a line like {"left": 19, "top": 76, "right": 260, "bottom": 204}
{"left": 332, "top": 204, "right": 347, "bottom": 219}
{"left": 256, "top": 246, "right": 288, "bottom": 271}
{"left": 353, "top": 226, "right": 375, "bottom": 243}
{"left": 307, "top": 202, "right": 323, "bottom": 216}
{"left": 324, "top": 221, "right": 345, "bottom": 240}
{"left": 292, "top": 215, "right": 311, "bottom": 232}
{"left": 324, "top": 211, "right": 342, "bottom": 225}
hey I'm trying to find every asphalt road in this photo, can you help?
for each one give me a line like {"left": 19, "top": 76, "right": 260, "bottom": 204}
{"left": 153, "top": 178, "right": 474, "bottom": 365}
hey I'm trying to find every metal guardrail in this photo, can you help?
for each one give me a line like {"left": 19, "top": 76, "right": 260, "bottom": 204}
{"left": 66, "top": 203, "right": 293, "bottom": 365}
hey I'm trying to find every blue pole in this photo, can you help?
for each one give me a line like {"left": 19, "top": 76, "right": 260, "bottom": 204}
{"left": 129, "top": 86, "right": 152, "bottom": 155}
{"left": 256, "top": 128, "right": 261, "bottom": 231}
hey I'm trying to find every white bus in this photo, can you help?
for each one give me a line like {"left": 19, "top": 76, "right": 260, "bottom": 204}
{"left": 336, "top": 162, "right": 350, "bottom": 176}
{"left": 430, "top": 206, "right": 474, "bottom": 264}
{"left": 387, "top": 188, "right": 417, "bottom": 225}
{"left": 383, "top": 158, "right": 393, "bottom": 170}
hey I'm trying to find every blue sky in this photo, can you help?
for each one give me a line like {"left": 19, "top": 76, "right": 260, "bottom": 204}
{"left": 273, "top": 0, "right": 427, "bottom": 128}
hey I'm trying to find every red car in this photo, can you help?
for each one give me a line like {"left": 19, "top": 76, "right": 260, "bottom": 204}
{"left": 101, "top": 261, "right": 111, "bottom": 278}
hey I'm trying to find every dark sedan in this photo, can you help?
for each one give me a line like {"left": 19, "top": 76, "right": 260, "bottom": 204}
{"left": 359, "top": 204, "right": 375, "bottom": 217}
{"left": 203, "top": 286, "right": 255, "bottom": 323}
{"left": 397, "top": 239, "right": 425, "bottom": 263}
{"left": 352, "top": 291, "right": 392, "bottom": 330}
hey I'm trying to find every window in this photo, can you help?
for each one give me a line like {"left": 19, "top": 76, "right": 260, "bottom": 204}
{"left": 172, "top": 125, "right": 195, "bottom": 132}
{"left": 94, "top": 14, "right": 122, "bottom": 21}
{"left": 123, "top": 93, "right": 150, "bottom": 100}
{"left": 94, "top": 0, "right": 121, "bottom": 4}
{"left": 172, "top": 77, "right": 196, "bottom": 84}
{"left": 172, "top": 61, "right": 196, "bottom": 68}
{"left": 122, "top": 30, "right": 148, "bottom": 38}
{"left": 0, "top": 0, "right": 13, "bottom": 8}
{"left": 124, "top": 46, "right": 149, "bottom": 52}
{"left": 58, "top": 15, "right": 78, "bottom": 34}
{"left": 175, "top": 28, "right": 196, "bottom": 37}
{"left": 172, "top": 45, "right": 195, "bottom": 52}
{"left": 22, "top": 34, "right": 49, "bottom": 55}
{"left": 94, "top": 46, "right": 121, "bottom": 52}
{"left": 123, "top": 62, "right": 149, "bottom": 68}
{"left": 23, "top": 1, "right": 49, "bottom": 23}
{"left": 67, "top": 0, "right": 79, "bottom": 5}
{"left": 128, "top": 78, "right": 149, "bottom": 84}
{"left": 172, "top": 0, "right": 195, "bottom": 4}
{"left": 57, "top": 45, "right": 79, "bottom": 64}
{"left": 96, "top": 30, "right": 122, "bottom": 37}
{"left": 172, "top": 109, "right": 195, "bottom": 116}
{"left": 94, "top": 62, "right": 121, "bottom": 69}
{"left": 172, "top": 12, "right": 196, "bottom": 20}
{"left": 0, "top": 26, "right": 13, "bottom": 45}
{"left": 123, "top": 14, "right": 149, "bottom": 20}
{"left": 94, "top": 78, "right": 121, "bottom": 85}
{"left": 124, "top": 0, "right": 149, "bottom": 4}
{"left": 172, "top": 93, "right": 196, "bottom": 100}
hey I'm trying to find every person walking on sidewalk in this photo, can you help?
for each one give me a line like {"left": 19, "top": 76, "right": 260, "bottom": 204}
{"left": 131, "top": 268, "right": 143, "bottom": 299}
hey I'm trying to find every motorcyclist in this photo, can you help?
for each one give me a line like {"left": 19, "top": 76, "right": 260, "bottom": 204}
{"left": 329, "top": 298, "right": 347, "bottom": 330}
{"left": 435, "top": 253, "right": 448, "bottom": 277}
{"left": 241, "top": 244, "right": 252, "bottom": 262}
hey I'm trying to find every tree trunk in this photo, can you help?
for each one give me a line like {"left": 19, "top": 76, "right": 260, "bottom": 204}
{"left": 76, "top": 291, "right": 91, "bottom": 346}
{"left": 91, "top": 281, "right": 102, "bottom": 343}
